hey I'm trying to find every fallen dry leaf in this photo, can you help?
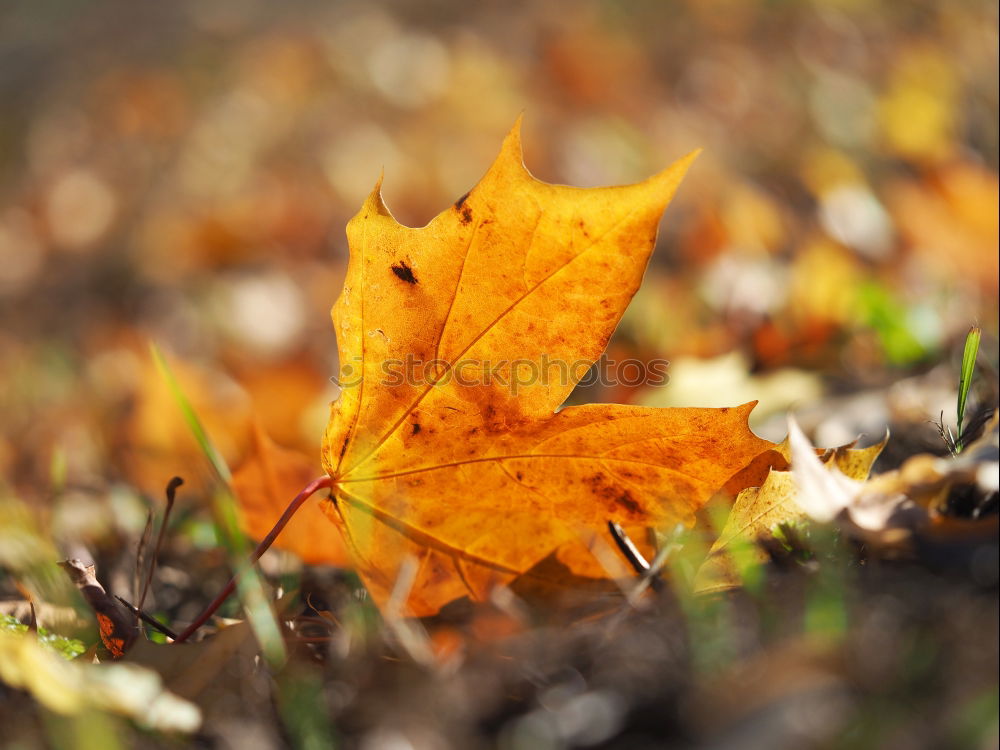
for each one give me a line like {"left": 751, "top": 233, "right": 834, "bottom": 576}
{"left": 639, "top": 351, "right": 823, "bottom": 425}
{"left": 126, "top": 621, "right": 266, "bottom": 732}
{"left": 788, "top": 418, "right": 904, "bottom": 531}
{"left": 232, "top": 422, "right": 350, "bottom": 566}
{"left": 0, "top": 628, "right": 200, "bottom": 732}
{"left": 877, "top": 408, "right": 999, "bottom": 503}
{"left": 59, "top": 558, "right": 138, "bottom": 659}
{"left": 698, "top": 410, "right": 999, "bottom": 593}
{"left": 847, "top": 409, "right": 999, "bottom": 546}
{"left": 309, "top": 120, "right": 777, "bottom": 616}
{"left": 695, "top": 421, "right": 887, "bottom": 594}
{"left": 788, "top": 410, "right": 998, "bottom": 539}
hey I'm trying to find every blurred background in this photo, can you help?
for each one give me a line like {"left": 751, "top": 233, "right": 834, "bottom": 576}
{"left": 0, "top": 0, "right": 997, "bottom": 518}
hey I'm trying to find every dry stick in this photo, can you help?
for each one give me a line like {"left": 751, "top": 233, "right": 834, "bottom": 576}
{"left": 174, "top": 474, "right": 333, "bottom": 643}
{"left": 14, "top": 581, "right": 37, "bottom": 631}
{"left": 115, "top": 595, "right": 180, "bottom": 641}
{"left": 607, "top": 521, "right": 665, "bottom": 594}
{"left": 137, "top": 477, "right": 182, "bottom": 620}
{"left": 133, "top": 510, "right": 154, "bottom": 625}
{"left": 607, "top": 521, "right": 651, "bottom": 575}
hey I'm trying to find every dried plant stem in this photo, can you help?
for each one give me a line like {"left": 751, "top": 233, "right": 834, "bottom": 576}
{"left": 174, "top": 475, "right": 334, "bottom": 643}
{"left": 608, "top": 521, "right": 650, "bottom": 575}
{"left": 115, "top": 595, "right": 180, "bottom": 640}
{"left": 137, "top": 477, "right": 182, "bottom": 622}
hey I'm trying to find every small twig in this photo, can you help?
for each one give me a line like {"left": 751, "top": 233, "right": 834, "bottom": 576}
{"left": 134, "top": 511, "right": 154, "bottom": 625}
{"left": 137, "top": 477, "right": 182, "bottom": 620}
{"left": 174, "top": 475, "right": 334, "bottom": 643}
{"left": 14, "top": 581, "right": 36, "bottom": 632}
{"left": 932, "top": 411, "right": 958, "bottom": 456}
{"left": 608, "top": 521, "right": 650, "bottom": 574}
{"left": 608, "top": 521, "right": 667, "bottom": 595}
{"left": 114, "top": 595, "right": 180, "bottom": 641}
{"left": 304, "top": 593, "right": 342, "bottom": 629}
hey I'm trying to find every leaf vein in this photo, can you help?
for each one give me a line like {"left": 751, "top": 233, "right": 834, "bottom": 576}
{"left": 342, "top": 207, "right": 643, "bottom": 476}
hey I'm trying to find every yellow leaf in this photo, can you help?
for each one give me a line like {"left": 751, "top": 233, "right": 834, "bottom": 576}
{"left": 0, "top": 630, "right": 83, "bottom": 714}
{"left": 695, "top": 421, "right": 887, "bottom": 594}
{"left": 316, "top": 120, "right": 778, "bottom": 616}
{"left": 0, "top": 630, "right": 200, "bottom": 732}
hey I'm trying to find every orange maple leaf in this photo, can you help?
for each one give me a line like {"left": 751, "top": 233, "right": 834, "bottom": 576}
{"left": 233, "top": 422, "right": 350, "bottom": 567}
{"left": 308, "top": 120, "right": 777, "bottom": 616}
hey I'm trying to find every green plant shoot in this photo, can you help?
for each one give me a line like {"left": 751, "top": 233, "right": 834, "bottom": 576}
{"left": 956, "top": 326, "right": 981, "bottom": 452}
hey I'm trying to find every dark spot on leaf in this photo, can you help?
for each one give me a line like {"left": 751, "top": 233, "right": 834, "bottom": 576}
{"left": 479, "top": 402, "right": 516, "bottom": 435}
{"left": 583, "top": 473, "right": 641, "bottom": 516}
{"left": 460, "top": 206, "right": 473, "bottom": 225}
{"left": 339, "top": 436, "right": 350, "bottom": 461}
{"left": 516, "top": 471, "right": 524, "bottom": 481}
{"left": 616, "top": 491, "right": 641, "bottom": 515}
{"left": 391, "top": 262, "right": 418, "bottom": 284}
{"left": 412, "top": 423, "right": 422, "bottom": 435}
{"left": 454, "top": 191, "right": 470, "bottom": 210}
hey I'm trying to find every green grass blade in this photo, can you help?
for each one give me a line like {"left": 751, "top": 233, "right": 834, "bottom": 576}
{"left": 956, "top": 326, "right": 981, "bottom": 452}
{"left": 150, "top": 342, "right": 285, "bottom": 665}
{"left": 150, "top": 342, "right": 232, "bottom": 484}
{"left": 213, "top": 488, "right": 287, "bottom": 667}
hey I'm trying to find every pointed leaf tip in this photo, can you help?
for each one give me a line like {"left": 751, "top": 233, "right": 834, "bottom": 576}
{"left": 648, "top": 148, "right": 701, "bottom": 197}
{"left": 362, "top": 169, "right": 391, "bottom": 217}
{"left": 678, "top": 147, "right": 702, "bottom": 172}
{"left": 498, "top": 116, "right": 527, "bottom": 172}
